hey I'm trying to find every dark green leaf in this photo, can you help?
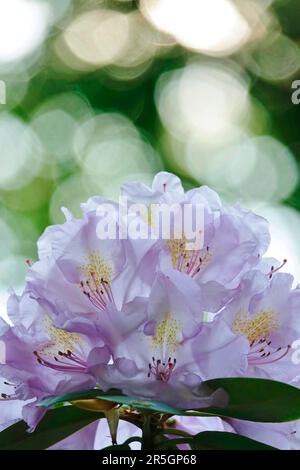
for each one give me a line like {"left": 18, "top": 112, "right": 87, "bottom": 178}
{"left": 0, "top": 406, "right": 103, "bottom": 450}
{"left": 191, "top": 431, "right": 277, "bottom": 450}
{"left": 196, "top": 377, "right": 300, "bottom": 422}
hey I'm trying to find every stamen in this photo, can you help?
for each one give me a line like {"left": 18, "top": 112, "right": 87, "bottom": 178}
{"left": 186, "top": 250, "right": 199, "bottom": 275}
{"left": 167, "top": 239, "right": 211, "bottom": 278}
{"left": 266, "top": 259, "right": 287, "bottom": 279}
{"left": 0, "top": 392, "right": 18, "bottom": 401}
{"left": 101, "top": 278, "right": 115, "bottom": 304}
{"left": 148, "top": 357, "right": 176, "bottom": 382}
{"left": 248, "top": 340, "right": 291, "bottom": 366}
{"left": 3, "top": 381, "right": 16, "bottom": 387}
{"left": 34, "top": 350, "right": 88, "bottom": 373}
{"left": 80, "top": 273, "right": 115, "bottom": 312}
{"left": 0, "top": 379, "right": 18, "bottom": 401}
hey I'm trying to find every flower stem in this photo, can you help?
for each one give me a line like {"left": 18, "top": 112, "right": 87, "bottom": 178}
{"left": 141, "top": 413, "right": 154, "bottom": 450}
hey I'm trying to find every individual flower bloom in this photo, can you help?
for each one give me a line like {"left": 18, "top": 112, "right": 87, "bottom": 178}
{"left": 226, "top": 418, "right": 300, "bottom": 450}
{"left": 90, "top": 272, "right": 247, "bottom": 409}
{"left": 26, "top": 206, "right": 149, "bottom": 349}
{"left": 121, "top": 172, "right": 270, "bottom": 314}
{"left": 0, "top": 292, "right": 107, "bottom": 430}
{"left": 28, "top": 256, "right": 148, "bottom": 352}
{"left": 158, "top": 200, "right": 270, "bottom": 289}
{"left": 219, "top": 269, "right": 300, "bottom": 381}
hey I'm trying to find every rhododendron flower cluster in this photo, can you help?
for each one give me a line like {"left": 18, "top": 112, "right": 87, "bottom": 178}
{"left": 1, "top": 172, "right": 300, "bottom": 450}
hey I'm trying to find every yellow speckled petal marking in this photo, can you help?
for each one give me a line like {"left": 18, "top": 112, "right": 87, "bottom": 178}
{"left": 39, "top": 316, "right": 81, "bottom": 357}
{"left": 152, "top": 312, "right": 180, "bottom": 354}
{"left": 79, "top": 251, "right": 112, "bottom": 285}
{"left": 232, "top": 310, "right": 279, "bottom": 344}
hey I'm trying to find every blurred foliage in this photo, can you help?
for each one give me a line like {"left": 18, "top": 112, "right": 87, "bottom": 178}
{"left": 1, "top": 0, "right": 300, "bottom": 297}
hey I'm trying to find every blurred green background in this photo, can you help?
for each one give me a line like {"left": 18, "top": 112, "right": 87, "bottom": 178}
{"left": 1, "top": 0, "right": 300, "bottom": 316}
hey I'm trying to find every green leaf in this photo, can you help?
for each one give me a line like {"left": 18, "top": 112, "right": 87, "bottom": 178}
{"left": 94, "top": 395, "right": 184, "bottom": 414}
{"left": 0, "top": 406, "right": 103, "bottom": 450}
{"left": 39, "top": 377, "right": 300, "bottom": 424}
{"left": 191, "top": 431, "right": 277, "bottom": 450}
{"left": 195, "top": 377, "right": 300, "bottom": 422}
{"left": 40, "top": 389, "right": 183, "bottom": 415}
{"left": 39, "top": 389, "right": 115, "bottom": 408}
